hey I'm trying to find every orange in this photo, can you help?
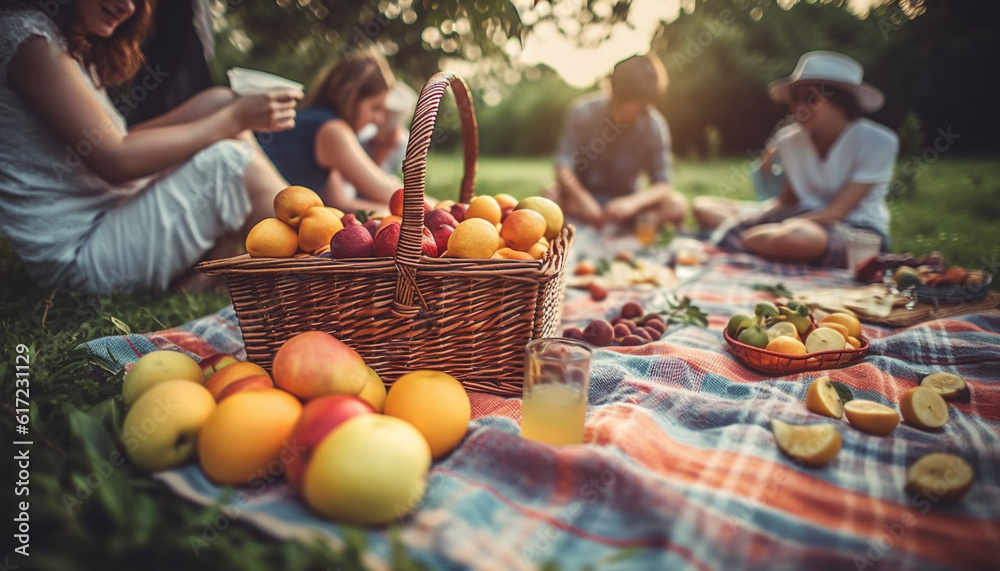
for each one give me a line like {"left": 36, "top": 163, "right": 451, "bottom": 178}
{"left": 273, "top": 185, "right": 323, "bottom": 229}
{"left": 493, "top": 193, "right": 519, "bottom": 210}
{"left": 465, "top": 195, "right": 502, "bottom": 225}
{"left": 197, "top": 389, "right": 302, "bottom": 484}
{"left": 204, "top": 361, "right": 270, "bottom": 400}
{"left": 297, "top": 206, "right": 344, "bottom": 254}
{"left": 246, "top": 218, "right": 299, "bottom": 258}
{"left": 446, "top": 218, "right": 500, "bottom": 259}
{"left": 515, "top": 196, "right": 564, "bottom": 240}
{"left": 765, "top": 336, "right": 807, "bottom": 356}
{"left": 820, "top": 312, "right": 862, "bottom": 339}
{"left": 500, "top": 209, "right": 547, "bottom": 250}
{"left": 384, "top": 370, "right": 470, "bottom": 459}
{"left": 492, "top": 247, "right": 535, "bottom": 261}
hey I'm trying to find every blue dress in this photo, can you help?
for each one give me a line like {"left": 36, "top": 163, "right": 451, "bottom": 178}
{"left": 258, "top": 105, "right": 341, "bottom": 195}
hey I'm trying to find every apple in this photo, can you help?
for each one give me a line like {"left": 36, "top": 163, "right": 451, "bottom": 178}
{"left": 431, "top": 224, "right": 455, "bottom": 257}
{"left": 424, "top": 209, "right": 458, "bottom": 231}
{"left": 363, "top": 218, "right": 380, "bottom": 239}
{"left": 197, "top": 389, "right": 303, "bottom": 485}
{"left": 303, "top": 414, "right": 431, "bottom": 525}
{"left": 389, "top": 188, "right": 432, "bottom": 218}
{"left": 450, "top": 202, "right": 469, "bottom": 223}
{"left": 122, "top": 350, "right": 204, "bottom": 408}
{"left": 272, "top": 331, "right": 370, "bottom": 399}
{"left": 216, "top": 375, "right": 274, "bottom": 402}
{"left": 284, "top": 395, "right": 375, "bottom": 491}
{"left": 373, "top": 222, "right": 401, "bottom": 258}
{"left": 122, "top": 380, "right": 216, "bottom": 471}
{"left": 356, "top": 366, "right": 387, "bottom": 412}
{"left": 500, "top": 206, "right": 514, "bottom": 223}
{"left": 199, "top": 353, "right": 239, "bottom": 381}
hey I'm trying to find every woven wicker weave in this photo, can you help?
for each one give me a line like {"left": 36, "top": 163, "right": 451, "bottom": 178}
{"left": 197, "top": 72, "right": 574, "bottom": 397}
{"left": 723, "top": 329, "right": 869, "bottom": 375}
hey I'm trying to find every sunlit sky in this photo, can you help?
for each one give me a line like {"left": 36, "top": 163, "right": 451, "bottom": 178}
{"left": 515, "top": 0, "right": 885, "bottom": 88}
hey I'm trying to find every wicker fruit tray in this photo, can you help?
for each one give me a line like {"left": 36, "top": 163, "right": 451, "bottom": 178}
{"left": 723, "top": 329, "right": 869, "bottom": 375}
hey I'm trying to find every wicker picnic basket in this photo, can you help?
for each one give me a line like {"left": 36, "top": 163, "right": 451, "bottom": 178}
{"left": 196, "top": 72, "right": 574, "bottom": 397}
{"left": 723, "top": 329, "right": 869, "bottom": 375}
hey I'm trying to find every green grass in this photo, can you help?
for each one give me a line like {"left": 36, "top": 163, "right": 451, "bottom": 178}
{"left": 2, "top": 155, "right": 997, "bottom": 570}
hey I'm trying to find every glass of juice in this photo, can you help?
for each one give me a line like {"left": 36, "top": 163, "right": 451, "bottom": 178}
{"left": 635, "top": 211, "right": 658, "bottom": 248}
{"left": 520, "top": 338, "right": 592, "bottom": 445}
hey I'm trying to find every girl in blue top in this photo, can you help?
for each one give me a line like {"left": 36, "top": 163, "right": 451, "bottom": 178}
{"left": 261, "top": 52, "right": 400, "bottom": 213}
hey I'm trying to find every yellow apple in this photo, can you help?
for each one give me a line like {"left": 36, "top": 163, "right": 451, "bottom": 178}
{"left": 303, "top": 414, "right": 430, "bottom": 525}
{"left": 356, "top": 366, "right": 387, "bottom": 412}
{"left": 122, "top": 350, "right": 204, "bottom": 408}
{"left": 122, "top": 380, "right": 216, "bottom": 471}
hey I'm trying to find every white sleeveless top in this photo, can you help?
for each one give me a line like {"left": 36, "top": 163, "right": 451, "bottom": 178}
{"left": 0, "top": 9, "right": 145, "bottom": 286}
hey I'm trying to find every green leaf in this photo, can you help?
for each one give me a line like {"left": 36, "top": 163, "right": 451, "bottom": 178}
{"left": 831, "top": 382, "right": 854, "bottom": 404}
{"left": 108, "top": 316, "right": 131, "bottom": 334}
{"left": 355, "top": 209, "right": 369, "bottom": 223}
{"left": 68, "top": 404, "right": 118, "bottom": 463}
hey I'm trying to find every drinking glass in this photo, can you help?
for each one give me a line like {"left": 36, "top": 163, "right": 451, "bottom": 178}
{"left": 520, "top": 338, "right": 592, "bottom": 445}
{"left": 844, "top": 227, "right": 882, "bottom": 277}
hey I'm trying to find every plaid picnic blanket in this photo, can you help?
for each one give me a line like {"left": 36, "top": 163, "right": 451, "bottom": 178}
{"left": 82, "top": 227, "right": 1000, "bottom": 570}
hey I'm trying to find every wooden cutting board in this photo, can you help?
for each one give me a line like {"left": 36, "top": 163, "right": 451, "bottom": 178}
{"left": 795, "top": 285, "right": 1000, "bottom": 327}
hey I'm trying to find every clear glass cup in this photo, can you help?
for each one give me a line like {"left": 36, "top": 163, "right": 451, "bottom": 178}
{"left": 844, "top": 227, "right": 883, "bottom": 276}
{"left": 520, "top": 338, "right": 592, "bottom": 446}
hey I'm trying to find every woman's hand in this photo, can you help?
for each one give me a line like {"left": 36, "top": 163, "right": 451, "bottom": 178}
{"left": 231, "top": 89, "right": 303, "bottom": 132}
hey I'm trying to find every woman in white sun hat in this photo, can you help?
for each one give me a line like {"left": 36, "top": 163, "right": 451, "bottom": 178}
{"left": 714, "top": 51, "right": 899, "bottom": 268}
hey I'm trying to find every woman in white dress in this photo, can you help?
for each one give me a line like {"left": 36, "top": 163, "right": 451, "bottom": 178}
{"left": 0, "top": 0, "right": 301, "bottom": 294}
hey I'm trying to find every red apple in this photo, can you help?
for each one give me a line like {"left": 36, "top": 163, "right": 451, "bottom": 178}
{"left": 373, "top": 222, "right": 401, "bottom": 257}
{"left": 450, "top": 202, "right": 469, "bottom": 223}
{"left": 500, "top": 206, "right": 514, "bottom": 223}
{"left": 424, "top": 209, "right": 458, "bottom": 231}
{"left": 272, "top": 331, "right": 370, "bottom": 399}
{"left": 216, "top": 375, "right": 274, "bottom": 402}
{"left": 431, "top": 223, "right": 454, "bottom": 257}
{"left": 285, "top": 395, "right": 374, "bottom": 491}
{"left": 419, "top": 226, "right": 438, "bottom": 257}
{"left": 199, "top": 353, "right": 239, "bottom": 381}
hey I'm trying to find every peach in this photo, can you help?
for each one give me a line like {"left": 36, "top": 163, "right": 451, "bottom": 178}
{"left": 204, "top": 361, "right": 269, "bottom": 401}
{"left": 272, "top": 331, "right": 370, "bottom": 399}
{"left": 216, "top": 375, "right": 274, "bottom": 402}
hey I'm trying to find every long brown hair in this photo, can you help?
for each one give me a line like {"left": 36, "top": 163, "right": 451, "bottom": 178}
{"left": 303, "top": 51, "right": 395, "bottom": 128}
{"left": 50, "top": 0, "right": 157, "bottom": 87}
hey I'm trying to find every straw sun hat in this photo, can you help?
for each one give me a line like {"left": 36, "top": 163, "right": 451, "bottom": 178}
{"left": 768, "top": 51, "right": 885, "bottom": 113}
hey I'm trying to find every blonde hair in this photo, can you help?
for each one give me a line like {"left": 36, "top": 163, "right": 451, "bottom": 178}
{"left": 303, "top": 51, "right": 395, "bottom": 128}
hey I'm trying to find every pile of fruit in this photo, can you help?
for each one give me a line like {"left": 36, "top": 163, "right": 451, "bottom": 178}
{"left": 726, "top": 301, "right": 864, "bottom": 355}
{"left": 563, "top": 301, "right": 667, "bottom": 347}
{"left": 118, "top": 331, "right": 471, "bottom": 526}
{"left": 856, "top": 250, "right": 989, "bottom": 288}
{"left": 245, "top": 185, "right": 564, "bottom": 261}
{"left": 770, "top": 372, "right": 973, "bottom": 501}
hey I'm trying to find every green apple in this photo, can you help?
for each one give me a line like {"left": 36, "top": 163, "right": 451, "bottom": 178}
{"left": 123, "top": 350, "right": 204, "bottom": 407}
{"left": 122, "top": 380, "right": 216, "bottom": 471}
{"left": 303, "top": 414, "right": 430, "bottom": 525}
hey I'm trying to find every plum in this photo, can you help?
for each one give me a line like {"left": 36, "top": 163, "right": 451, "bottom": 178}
{"left": 583, "top": 319, "right": 614, "bottom": 347}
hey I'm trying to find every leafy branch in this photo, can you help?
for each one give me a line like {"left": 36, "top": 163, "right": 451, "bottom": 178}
{"left": 753, "top": 282, "right": 795, "bottom": 299}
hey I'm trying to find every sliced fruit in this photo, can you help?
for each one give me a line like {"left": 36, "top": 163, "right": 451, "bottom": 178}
{"left": 805, "top": 327, "right": 846, "bottom": 353}
{"left": 805, "top": 376, "right": 844, "bottom": 419}
{"left": 845, "top": 336, "right": 861, "bottom": 349}
{"left": 766, "top": 321, "right": 800, "bottom": 342}
{"left": 905, "top": 453, "right": 974, "bottom": 502}
{"left": 819, "top": 312, "right": 862, "bottom": 339}
{"left": 843, "top": 399, "right": 900, "bottom": 436}
{"left": 920, "top": 373, "right": 967, "bottom": 400}
{"left": 764, "top": 336, "right": 807, "bottom": 355}
{"left": 899, "top": 386, "right": 949, "bottom": 430}
{"left": 770, "top": 418, "right": 842, "bottom": 467}
{"left": 818, "top": 322, "right": 850, "bottom": 344}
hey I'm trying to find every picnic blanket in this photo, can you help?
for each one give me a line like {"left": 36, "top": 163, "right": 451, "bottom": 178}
{"left": 82, "top": 228, "right": 1000, "bottom": 571}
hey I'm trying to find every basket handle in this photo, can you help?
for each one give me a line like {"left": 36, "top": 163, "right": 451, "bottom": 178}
{"left": 392, "top": 72, "right": 479, "bottom": 317}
